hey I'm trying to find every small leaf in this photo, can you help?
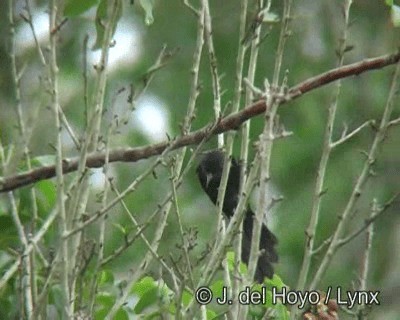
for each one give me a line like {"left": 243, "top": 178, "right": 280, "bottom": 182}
{"left": 0, "top": 216, "right": 18, "bottom": 250}
{"left": 134, "top": 286, "right": 159, "bottom": 313}
{"left": 19, "top": 154, "right": 55, "bottom": 172}
{"left": 65, "top": 0, "right": 98, "bottom": 17}
{"left": 181, "top": 290, "right": 192, "bottom": 306}
{"left": 95, "top": 308, "right": 108, "bottom": 320}
{"left": 36, "top": 180, "right": 56, "bottom": 214}
{"left": 206, "top": 309, "right": 218, "bottom": 319}
{"left": 391, "top": 5, "right": 400, "bottom": 27}
{"left": 92, "top": 0, "right": 123, "bottom": 50}
{"left": 114, "top": 308, "right": 129, "bottom": 320}
{"left": 344, "top": 45, "right": 354, "bottom": 53}
{"left": 112, "top": 223, "right": 127, "bottom": 234}
{"left": 263, "top": 12, "right": 279, "bottom": 23}
{"left": 139, "top": 0, "right": 155, "bottom": 25}
{"left": 96, "top": 293, "right": 115, "bottom": 308}
{"left": 275, "top": 302, "right": 290, "bottom": 320}
{"left": 131, "top": 276, "right": 157, "bottom": 297}
{"left": 98, "top": 270, "right": 115, "bottom": 285}
{"left": 226, "top": 251, "right": 247, "bottom": 274}
{"left": 209, "top": 280, "right": 224, "bottom": 300}
{"left": 264, "top": 273, "right": 286, "bottom": 290}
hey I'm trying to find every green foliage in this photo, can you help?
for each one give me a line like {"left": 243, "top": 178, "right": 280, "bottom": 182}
{"left": 92, "top": 0, "right": 123, "bottom": 50}
{"left": 0, "top": 0, "right": 399, "bottom": 319}
{"left": 65, "top": 0, "right": 98, "bottom": 17}
{"left": 90, "top": 265, "right": 288, "bottom": 319}
{"left": 0, "top": 216, "right": 18, "bottom": 250}
{"left": 384, "top": 0, "right": 400, "bottom": 26}
{"left": 391, "top": 5, "right": 400, "bottom": 26}
{"left": 139, "top": 0, "right": 155, "bottom": 25}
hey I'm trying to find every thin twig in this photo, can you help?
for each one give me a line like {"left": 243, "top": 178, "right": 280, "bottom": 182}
{"left": 0, "top": 208, "right": 58, "bottom": 290}
{"left": 49, "top": 0, "right": 70, "bottom": 316}
{"left": 231, "top": 0, "right": 249, "bottom": 316}
{"left": 104, "top": 134, "right": 210, "bottom": 319}
{"left": 337, "top": 192, "right": 399, "bottom": 248}
{"left": 170, "top": 169, "right": 195, "bottom": 288}
{"left": 8, "top": 0, "right": 36, "bottom": 315}
{"left": 202, "top": 0, "right": 223, "bottom": 147}
{"left": 387, "top": 116, "right": 400, "bottom": 127}
{"left": 356, "top": 199, "right": 375, "bottom": 319}
{"left": 309, "top": 53, "right": 400, "bottom": 292}
{"left": 295, "top": 3, "right": 353, "bottom": 313}
{"left": 331, "top": 120, "right": 374, "bottom": 149}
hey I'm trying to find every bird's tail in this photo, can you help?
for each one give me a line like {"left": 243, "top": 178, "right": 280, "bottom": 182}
{"left": 241, "top": 208, "right": 278, "bottom": 283}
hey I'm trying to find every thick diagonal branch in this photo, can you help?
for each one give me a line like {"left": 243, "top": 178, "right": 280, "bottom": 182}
{"left": 1, "top": 51, "right": 399, "bottom": 193}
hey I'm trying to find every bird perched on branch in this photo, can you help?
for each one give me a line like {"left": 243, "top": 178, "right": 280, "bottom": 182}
{"left": 196, "top": 150, "right": 278, "bottom": 283}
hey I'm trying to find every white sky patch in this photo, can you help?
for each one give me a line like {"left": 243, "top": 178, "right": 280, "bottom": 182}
{"left": 89, "top": 19, "right": 142, "bottom": 71}
{"left": 89, "top": 168, "right": 108, "bottom": 190}
{"left": 133, "top": 95, "right": 170, "bottom": 142}
{"left": 16, "top": 6, "right": 142, "bottom": 71}
{"left": 16, "top": 9, "right": 48, "bottom": 52}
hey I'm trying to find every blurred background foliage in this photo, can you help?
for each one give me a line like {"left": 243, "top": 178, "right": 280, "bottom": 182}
{"left": 0, "top": 0, "right": 399, "bottom": 318}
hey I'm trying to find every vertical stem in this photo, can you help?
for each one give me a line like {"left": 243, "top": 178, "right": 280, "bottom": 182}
{"left": 68, "top": 0, "right": 121, "bottom": 312}
{"left": 309, "top": 55, "right": 400, "bottom": 292}
{"left": 8, "top": 192, "right": 33, "bottom": 317}
{"left": 231, "top": 0, "right": 248, "bottom": 317}
{"left": 7, "top": 0, "right": 36, "bottom": 316}
{"left": 272, "top": 0, "right": 292, "bottom": 87}
{"left": 237, "top": 1, "right": 265, "bottom": 318}
{"left": 356, "top": 200, "right": 375, "bottom": 319}
{"left": 202, "top": 0, "right": 223, "bottom": 147}
{"left": 202, "top": 1, "right": 235, "bottom": 290}
{"left": 48, "top": 0, "right": 70, "bottom": 317}
{"left": 294, "top": 2, "right": 353, "bottom": 313}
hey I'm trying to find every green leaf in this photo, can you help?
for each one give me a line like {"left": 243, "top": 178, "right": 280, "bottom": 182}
{"left": 134, "top": 286, "right": 159, "bottom": 313}
{"left": 65, "top": 0, "right": 98, "bottom": 17}
{"left": 206, "top": 308, "right": 218, "bottom": 319}
{"left": 31, "top": 155, "right": 56, "bottom": 167}
{"left": 0, "top": 215, "right": 18, "bottom": 250}
{"left": 98, "top": 270, "right": 115, "bottom": 285}
{"left": 391, "top": 5, "right": 400, "bottom": 26}
{"left": 209, "top": 279, "right": 224, "bottom": 300}
{"left": 96, "top": 304, "right": 130, "bottom": 320}
{"left": 36, "top": 180, "right": 56, "bottom": 214}
{"left": 275, "top": 302, "right": 290, "bottom": 320}
{"left": 226, "top": 251, "right": 247, "bottom": 274}
{"left": 131, "top": 277, "right": 174, "bottom": 314}
{"left": 92, "top": 0, "right": 123, "bottom": 50}
{"left": 264, "top": 273, "right": 286, "bottom": 290}
{"left": 131, "top": 276, "right": 157, "bottom": 297}
{"left": 17, "top": 154, "right": 55, "bottom": 172}
{"left": 96, "top": 293, "right": 115, "bottom": 308}
{"left": 112, "top": 223, "right": 127, "bottom": 235}
{"left": 181, "top": 289, "right": 193, "bottom": 306}
{"left": 114, "top": 308, "right": 129, "bottom": 320}
{"left": 95, "top": 308, "right": 107, "bottom": 320}
{"left": 385, "top": 0, "right": 393, "bottom": 6}
{"left": 139, "top": 0, "right": 155, "bottom": 25}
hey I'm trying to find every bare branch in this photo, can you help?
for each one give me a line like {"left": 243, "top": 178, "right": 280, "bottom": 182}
{"left": 330, "top": 120, "right": 374, "bottom": 149}
{"left": 1, "top": 50, "right": 400, "bottom": 193}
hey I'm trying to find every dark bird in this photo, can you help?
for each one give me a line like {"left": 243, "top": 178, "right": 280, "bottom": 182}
{"left": 196, "top": 150, "right": 278, "bottom": 283}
